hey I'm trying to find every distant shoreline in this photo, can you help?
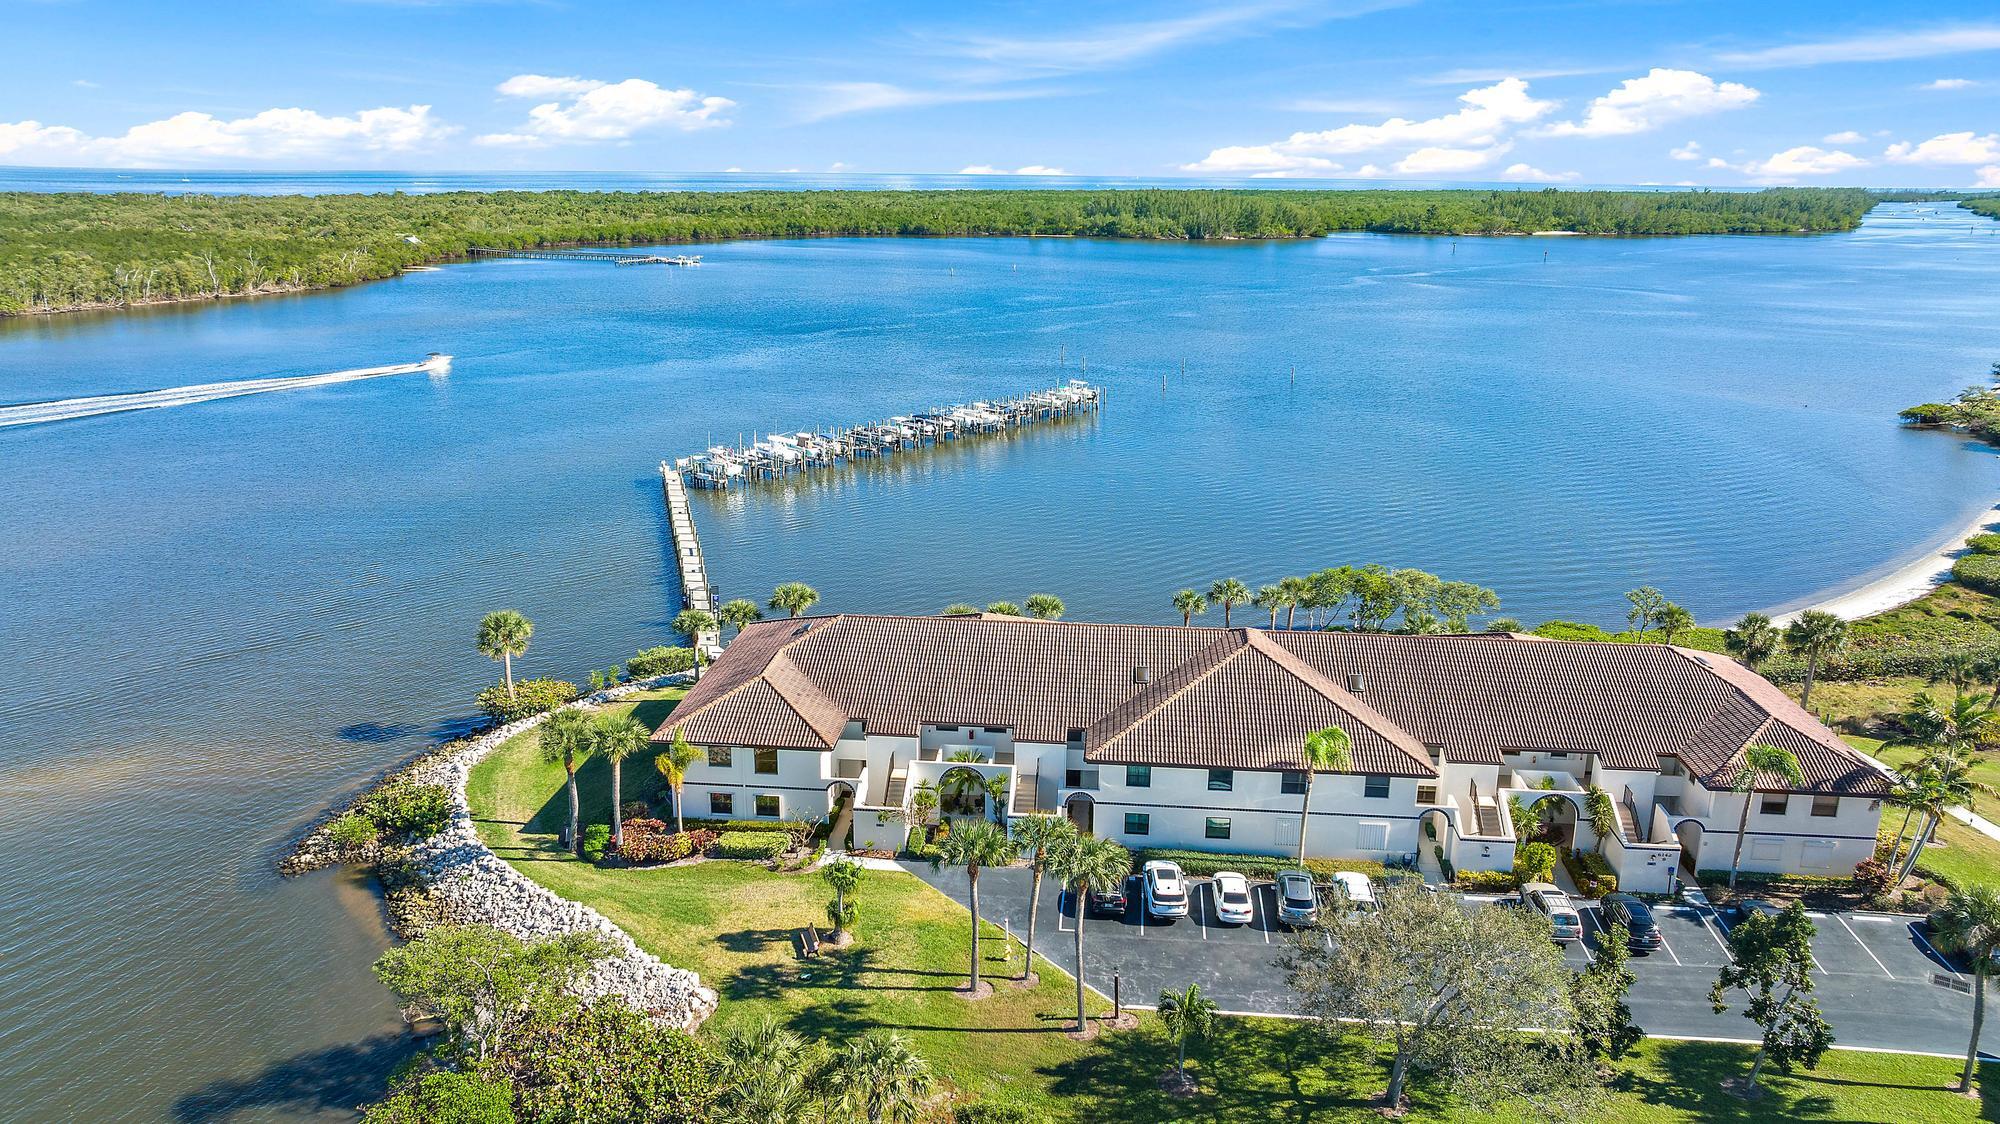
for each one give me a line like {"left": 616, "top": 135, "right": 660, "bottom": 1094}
{"left": 1769, "top": 501, "right": 2000, "bottom": 625}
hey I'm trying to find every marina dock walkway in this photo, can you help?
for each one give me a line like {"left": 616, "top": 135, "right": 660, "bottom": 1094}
{"left": 659, "top": 466, "right": 721, "bottom": 652}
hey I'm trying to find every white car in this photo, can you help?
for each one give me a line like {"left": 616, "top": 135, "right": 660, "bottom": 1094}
{"left": 1142, "top": 859, "right": 1189, "bottom": 919}
{"left": 1521, "top": 881, "right": 1583, "bottom": 942}
{"left": 1330, "top": 870, "right": 1378, "bottom": 915}
{"left": 1211, "top": 870, "right": 1255, "bottom": 925}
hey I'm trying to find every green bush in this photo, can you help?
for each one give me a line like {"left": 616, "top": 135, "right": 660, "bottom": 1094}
{"left": 682, "top": 817, "right": 815, "bottom": 847}
{"left": 1129, "top": 846, "right": 1385, "bottom": 880}
{"left": 581, "top": 824, "right": 611, "bottom": 863}
{"left": 1531, "top": 620, "right": 1613, "bottom": 642}
{"left": 1562, "top": 848, "right": 1619, "bottom": 898}
{"left": 477, "top": 677, "right": 580, "bottom": 723}
{"left": 329, "top": 811, "right": 379, "bottom": 847}
{"left": 627, "top": 646, "right": 697, "bottom": 678}
{"left": 358, "top": 779, "right": 453, "bottom": 839}
{"left": 1759, "top": 639, "right": 2000, "bottom": 685}
{"left": 1455, "top": 869, "right": 1520, "bottom": 892}
{"left": 712, "top": 830, "right": 791, "bottom": 861}
{"left": 1954, "top": 553, "right": 2000, "bottom": 596}
{"left": 1969, "top": 533, "right": 2000, "bottom": 555}
{"left": 362, "top": 1070, "right": 516, "bottom": 1124}
{"left": 1514, "top": 841, "right": 1558, "bottom": 884}
{"left": 954, "top": 1101, "right": 1056, "bottom": 1124}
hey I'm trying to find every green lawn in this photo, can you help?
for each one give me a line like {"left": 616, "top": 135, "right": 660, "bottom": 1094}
{"left": 463, "top": 689, "right": 2000, "bottom": 1121}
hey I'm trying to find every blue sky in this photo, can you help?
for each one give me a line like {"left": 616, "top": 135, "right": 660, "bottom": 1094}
{"left": 2, "top": 1, "right": 1996, "bottom": 186}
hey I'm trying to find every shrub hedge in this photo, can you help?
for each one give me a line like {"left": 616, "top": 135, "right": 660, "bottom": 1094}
{"left": 1129, "top": 847, "right": 1386, "bottom": 880}
{"left": 712, "top": 830, "right": 791, "bottom": 861}
{"left": 477, "top": 677, "right": 580, "bottom": 723}
{"left": 581, "top": 824, "right": 611, "bottom": 863}
{"left": 1515, "top": 841, "right": 1558, "bottom": 884}
{"left": 1953, "top": 553, "right": 2000, "bottom": 596}
{"left": 344, "top": 778, "right": 453, "bottom": 841}
{"left": 627, "top": 646, "right": 697, "bottom": 678}
{"left": 1454, "top": 869, "right": 1520, "bottom": 892}
{"left": 617, "top": 820, "right": 718, "bottom": 865}
{"left": 1562, "top": 848, "right": 1619, "bottom": 898}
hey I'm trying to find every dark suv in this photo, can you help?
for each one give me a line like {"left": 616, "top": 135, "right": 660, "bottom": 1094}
{"left": 1600, "top": 892, "right": 1663, "bottom": 952}
{"left": 1086, "top": 878, "right": 1129, "bottom": 917}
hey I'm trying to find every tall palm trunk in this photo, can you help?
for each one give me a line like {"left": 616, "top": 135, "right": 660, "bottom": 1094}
{"left": 1800, "top": 654, "right": 1820, "bottom": 710}
{"left": 612, "top": 761, "right": 624, "bottom": 848}
{"left": 967, "top": 867, "right": 983, "bottom": 992}
{"left": 671, "top": 782, "right": 686, "bottom": 834}
{"left": 1072, "top": 879, "right": 1089, "bottom": 1031}
{"left": 565, "top": 763, "right": 581, "bottom": 854}
{"left": 1900, "top": 812, "right": 1938, "bottom": 883}
{"left": 1021, "top": 867, "right": 1043, "bottom": 981}
{"left": 1285, "top": 603, "right": 1297, "bottom": 630}
{"left": 1296, "top": 772, "right": 1315, "bottom": 861}
{"left": 1269, "top": 607, "right": 1280, "bottom": 629}
{"left": 1888, "top": 804, "right": 1917, "bottom": 869}
{"left": 1729, "top": 790, "right": 1753, "bottom": 889}
{"left": 1963, "top": 966, "right": 1988, "bottom": 1092}
{"left": 503, "top": 651, "right": 516, "bottom": 698}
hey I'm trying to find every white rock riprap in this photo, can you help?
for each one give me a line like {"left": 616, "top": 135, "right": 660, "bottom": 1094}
{"left": 402, "top": 676, "right": 718, "bottom": 1031}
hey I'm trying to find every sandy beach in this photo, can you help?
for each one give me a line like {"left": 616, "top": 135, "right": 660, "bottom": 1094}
{"left": 1769, "top": 501, "right": 2000, "bottom": 625}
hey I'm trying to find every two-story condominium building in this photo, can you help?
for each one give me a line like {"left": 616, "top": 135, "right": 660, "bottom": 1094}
{"left": 653, "top": 613, "right": 1888, "bottom": 893}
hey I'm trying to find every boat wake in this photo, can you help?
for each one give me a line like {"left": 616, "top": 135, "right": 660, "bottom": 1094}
{"left": 0, "top": 353, "right": 451, "bottom": 429}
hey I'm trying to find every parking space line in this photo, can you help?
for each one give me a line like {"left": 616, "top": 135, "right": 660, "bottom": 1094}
{"left": 1259, "top": 885, "right": 1272, "bottom": 944}
{"left": 1057, "top": 891, "right": 1076, "bottom": 933}
{"left": 1835, "top": 913, "right": 1893, "bottom": 979}
{"left": 1698, "top": 910, "right": 1736, "bottom": 964}
{"left": 1196, "top": 883, "right": 1209, "bottom": 940}
{"left": 1656, "top": 925, "right": 1683, "bottom": 966}
{"left": 1910, "top": 922, "right": 1962, "bottom": 978}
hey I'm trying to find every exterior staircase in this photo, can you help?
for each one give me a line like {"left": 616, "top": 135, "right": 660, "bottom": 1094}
{"left": 882, "top": 768, "right": 908, "bottom": 810}
{"left": 1474, "top": 799, "right": 1503, "bottom": 837}
{"left": 1616, "top": 801, "right": 1640, "bottom": 842}
{"left": 1012, "top": 766, "right": 1041, "bottom": 815}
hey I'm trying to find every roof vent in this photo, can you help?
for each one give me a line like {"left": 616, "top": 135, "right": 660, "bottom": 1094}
{"left": 1133, "top": 665, "right": 1151, "bottom": 685}
{"left": 1346, "top": 672, "right": 1367, "bottom": 694}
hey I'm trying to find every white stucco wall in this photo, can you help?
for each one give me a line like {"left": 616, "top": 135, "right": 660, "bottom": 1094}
{"left": 1089, "top": 764, "right": 1423, "bottom": 861}
{"left": 1690, "top": 790, "right": 1883, "bottom": 876}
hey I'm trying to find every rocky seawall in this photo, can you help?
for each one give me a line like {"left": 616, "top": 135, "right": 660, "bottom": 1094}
{"left": 283, "top": 675, "right": 717, "bottom": 1031}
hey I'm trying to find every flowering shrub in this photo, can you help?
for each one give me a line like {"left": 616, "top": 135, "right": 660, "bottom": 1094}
{"left": 616, "top": 821, "right": 716, "bottom": 865}
{"left": 476, "top": 678, "right": 579, "bottom": 723}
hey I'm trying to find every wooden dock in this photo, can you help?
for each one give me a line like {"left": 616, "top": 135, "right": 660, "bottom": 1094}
{"left": 470, "top": 246, "right": 701, "bottom": 267}
{"left": 659, "top": 465, "right": 721, "bottom": 652}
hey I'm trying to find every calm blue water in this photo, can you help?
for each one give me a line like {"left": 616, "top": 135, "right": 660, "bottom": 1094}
{"left": 0, "top": 202, "right": 1996, "bottom": 1120}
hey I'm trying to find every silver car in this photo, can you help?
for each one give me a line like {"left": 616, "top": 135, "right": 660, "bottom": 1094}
{"left": 1276, "top": 868, "right": 1318, "bottom": 926}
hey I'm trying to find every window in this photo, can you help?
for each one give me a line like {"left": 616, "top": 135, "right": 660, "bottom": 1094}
{"left": 1205, "top": 817, "right": 1231, "bottom": 840}
{"left": 1281, "top": 772, "right": 1307, "bottom": 795}
{"left": 935, "top": 724, "right": 958, "bottom": 732}
{"left": 1750, "top": 837, "right": 1783, "bottom": 862}
{"left": 1759, "top": 794, "right": 1788, "bottom": 816}
{"left": 709, "top": 792, "right": 734, "bottom": 815}
{"left": 984, "top": 726, "right": 1006, "bottom": 734}
{"left": 1363, "top": 775, "right": 1391, "bottom": 799}
{"left": 1811, "top": 795, "right": 1839, "bottom": 818}
{"left": 1357, "top": 821, "right": 1390, "bottom": 850}
{"left": 1801, "top": 840, "right": 1837, "bottom": 870}
{"left": 755, "top": 794, "right": 780, "bottom": 818}
{"left": 1126, "top": 765, "right": 1152, "bottom": 788}
{"left": 1124, "top": 812, "right": 1150, "bottom": 836}
{"left": 754, "top": 748, "right": 779, "bottom": 775}
{"left": 1416, "top": 784, "right": 1439, "bottom": 805}
{"left": 1208, "top": 769, "right": 1234, "bottom": 792}
{"left": 707, "top": 746, "right": 734, "bottom": 768}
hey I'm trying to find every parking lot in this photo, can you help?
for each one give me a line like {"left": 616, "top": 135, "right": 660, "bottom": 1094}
{"left": 903, "top": 861, "right": 1999, "bottom": 1056}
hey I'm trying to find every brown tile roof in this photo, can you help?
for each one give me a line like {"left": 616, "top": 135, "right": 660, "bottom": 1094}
{"left": 654, "top": 615, "right": 1883, "bottom": 793}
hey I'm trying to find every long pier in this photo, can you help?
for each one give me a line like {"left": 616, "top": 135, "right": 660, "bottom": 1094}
{"left": 469, "top": 246, "right": 701, "bottom": 267}
{"left": 0, "top": 354, "right": 451, "bottom": 429}
{"left": 672, "top": 380, "right": 1101, "bottom": 490}
{"left": 659, "top": 466, "right": 722, "bottom": 652}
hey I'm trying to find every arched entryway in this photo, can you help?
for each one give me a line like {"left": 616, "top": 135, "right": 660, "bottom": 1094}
{"left": 1516, "top": 791, "right": 1581, "bottom": 848}
{"left": 1417, "top": 808, "right": 1453, "bottom": 882}
{"left": 937, "top": 766, "right": 991, "bottom": 821}
{"left": 825, "top": 782, "right": 857, "bottom": 850}
{"left": 1063, "top": 791, "right": 1095, "bottom": 834}
{"left": 1672, "top": 818, "right": 1705, "bottom": 883}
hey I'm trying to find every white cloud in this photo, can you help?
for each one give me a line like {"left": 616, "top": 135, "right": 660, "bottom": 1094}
{"left": 797, "top": 81, "right": 1063, "bottom": 123}
{"left": 1717, "top": 25, "right": 2000, "bottom": 68}
{"left": 496, "top": 74, "right": 605, "bottom": 99}
{"left": 1417, "top": 63, "right": 1624, "bottom": 86}
{"left": 1823, "top": 130, "right": 1866, "bottom": 144}
{"left": 1502, "top": 162, "right": 1580, "bottom": 182}
{"left": 471, "top": 132, "right": 540, "bottom": 147}
{"left": 1977, "top": 166, "right": 2000, "bottom": 187}
{"left": 959, "top": 164, "right": 1068, "bottom": 175}
{"left": 1706, "top": 145, "right": 1869, "bottom": 182}
{"left": 927, "top": 0, "right": 1411, "bottom": 75}
{"left": 1182, "top": 78, "right": 1555, "bottom": 173}
{"left": 1885, "top": 131, "right": 2000, "bottom": 164}
{"left": 1395, "top": 144, "right": 1510, "bottom": 173}
{"left": 71, "top": 79, "right": 98, "bottom": 89}
{"left": 485, "top": 75, "right": 731, "bottom": 144}
{"left": 0, "top": 105, "right": 450, "bottom": 166}
{"left": 1540, "top": 69, "right": 1758, "bottom": 138}
{"left": 1670, "top": 140, "right": 1703, "bottom": 160}
{"left": 1921, "top": 77, "right": 1980, "bottom": 90}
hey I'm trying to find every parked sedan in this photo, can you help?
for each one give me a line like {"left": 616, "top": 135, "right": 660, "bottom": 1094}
{"left": 1211, "top": 871, "right": 1255, "bottom": 925}
{"left": 1330, "top": 870, "right": 1378, "bottom": 915}
{"left": 1600, "top": 892, "right": 1663, "bottom": 952}
{"left": 1085, "top": 878, "right": 1129, "bottom": 918}
{"left": 1521, "top": 881, "right": 1584, "bottom": 943}
{"left": 1142, "top": 860, "right": 1190, "bottom": 919}
{"left": 1275, "top": 868, "right": 1319, "bottom": 927}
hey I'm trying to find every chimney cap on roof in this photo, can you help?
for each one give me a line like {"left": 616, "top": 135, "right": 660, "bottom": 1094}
{"left": 1133, "top": 664, "right": 1151, "bottom": 685}
{"left": 1346, "top": 672, "right": 1367, "bottom": 694}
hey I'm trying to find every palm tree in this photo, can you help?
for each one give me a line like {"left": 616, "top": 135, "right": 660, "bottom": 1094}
{"left": 1208, "top": 578, "right": 1250, "bottom": 626}
{"left": 539, "top": 708, "right": 593, "bottom": 854}
{"left": 591, "top": 713, "right": 649, "bottom": 850}
{"left": 1656, "top": 602, "right": 1694, "bottom": 646}
{"left": 932, "top": 819, "right": 1016, "bottom": 994}
{"left": 1725, "top": 612, "right": 1780, "bottom": 671}
{"left": 1935, "top": 650, "right": 1981, "bottom": 697}
{"left": 1932, "top": 885, "right": 2000, "bottom": 1093}
{"left": 1279, "top": 575, "right": 1312, "bottom": 629}
{"left": 1296, "top": 725, "right": 1353, "bottom": 862}
{"left": 476, "top": 610, "right": 533, "bottom": 699}
{"left": 1881, "top": 770, "right": 1928, "bottom": 872}
{"left": 941, "top": 602, "right": 980, "bottom": 616}
{"left": 673, "top": 609, "right": 718, "bottom": 680}
{"left": 1157, "top": 982, "right": 1219, "bottom": 1087}
{"left": 1024, "top": 593, "right": 1066, "bottom": 620}
{"left": 1899, "top": 749, "right": 1992, "bottom": 883}
{"left": 654, "top": 730, "right": 704, "bottom": 834}
{"left": 1173, "top": 588, "right": 1207, "bottom": 626}
{"left": 820, "top": 857, "right": 862, "bottom": 942}
{"left": 1726, "top": 744, "right": 1803, "bottom": 888}
{"left": 717, "top": 597, "right": 763, "bottom": 638}
{"left": 1784, "top": 610, "right": 1848, "bottom": 710}
{"left": 834, "top": 1032, "right": 934, "bottom": 1124}
{"left": 769, "top": 581, "right": 820, "bottom": 618}
{"left": 1010, "top": 816, "right": 1078, "bottom": 982}
{"left": 985, "top": 600, "right": 1024, "bottom": 617}
{"left": 718, "top": 1018, "right": 822, "bottom": 1123}
{"left": 1050, "top": 834, "right": 1131, "bottom": 1031}
{"left": 1254, "top": 583, "right": 1289, "bottom": 629}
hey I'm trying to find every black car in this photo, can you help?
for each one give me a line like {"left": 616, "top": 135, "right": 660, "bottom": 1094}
{"left": 1086, "top": 879, "right": 1129, "bottom": 917}
{"left": 1600, "top": 892, "right": 1663, "bottom": 952}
